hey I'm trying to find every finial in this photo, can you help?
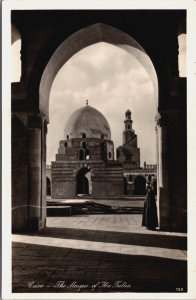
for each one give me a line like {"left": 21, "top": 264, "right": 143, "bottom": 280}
{"left": 86, "top": 99, "right": 88, "bottom": 106}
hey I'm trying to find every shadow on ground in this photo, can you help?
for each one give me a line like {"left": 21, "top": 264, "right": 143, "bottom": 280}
{"left": 12, "top": 241, "right": 187, "bottom": 293}
{"left": 32, "top": 227, "right": 187, "bottom": 250}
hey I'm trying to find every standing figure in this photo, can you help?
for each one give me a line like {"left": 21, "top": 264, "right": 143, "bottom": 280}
{"left": 142, "top": 183, "right": 158, "bottom": 230}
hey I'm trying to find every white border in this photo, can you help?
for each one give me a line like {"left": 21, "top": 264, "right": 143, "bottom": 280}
{"left": 2, "top": 0, "right": 196, "bottom": 299}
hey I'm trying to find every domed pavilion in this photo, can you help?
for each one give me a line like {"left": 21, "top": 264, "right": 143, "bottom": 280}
{"left": 51, "top": 102, "right": 124, "bottom": 199}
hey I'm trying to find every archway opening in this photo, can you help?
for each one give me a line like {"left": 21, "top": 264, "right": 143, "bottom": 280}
{"left": 47, "top": 41, "right": 157, "bottom": 167}
{"left": 134, "top": 176, "right": 146, "bottom": 195}
{"left": 76, "top": 168, "right": 92, "bottom": 196}
{"left": 46, "top": 177, "right": 51, "bottom": 196}
{"left": 41, "top": 23, "right": 158, "bottom": 225}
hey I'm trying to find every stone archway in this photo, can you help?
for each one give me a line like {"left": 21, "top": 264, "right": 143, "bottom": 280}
{"left": 134, "top": 176, "right": 146, "bottom": 195}
{"left": 39, "top": 23, "right": 158, "bottom": 228}
{"left": 76, "top": 168, "right": 91, "bottom": 196}
{"left": 39, "top": 23, "right": 158, "bottom": 121}
{"left": 11, "top": 12, "right": 187, "bottom": 232}
{"left": 12, "top": 22, "right": 160, "bottom": 232}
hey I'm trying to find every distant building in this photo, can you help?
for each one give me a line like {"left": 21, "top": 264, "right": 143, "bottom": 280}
{"left": 51, "top": 102, "right": 124, "bottom": 199}
{"left": 123, "top": 162, "right": 157, "bottom": 195}
{"left": 49, "top": 105, "right": 157, "bottom": 198}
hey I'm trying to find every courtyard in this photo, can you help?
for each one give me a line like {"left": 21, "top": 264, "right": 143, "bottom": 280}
{"left": 12, "top": 199, "right": 187, "bottom": 293}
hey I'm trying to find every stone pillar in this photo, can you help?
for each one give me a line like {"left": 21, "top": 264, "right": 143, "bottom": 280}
{"left": 12, "top": 113, "right": 29, "bottom": 232}
{"left": 156, "top": 113, "right": 171, "bottom": 230}
{"left": 41, "top": 119, "right": 48, "bottom": 226}
{"left": 27, "top": 114, "right": 45, "bottom": 231}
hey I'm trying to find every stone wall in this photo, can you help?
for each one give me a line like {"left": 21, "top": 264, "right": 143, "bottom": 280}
{"left": 56, "top": 138, "right": 113, "bottom": 161}
{"left": 51, "top": 160, "right": 124, "bottom": 199}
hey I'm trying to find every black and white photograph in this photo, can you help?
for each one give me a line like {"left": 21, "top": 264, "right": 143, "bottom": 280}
{"left": 2, "top": 0, "right": 196, "bottom": 299}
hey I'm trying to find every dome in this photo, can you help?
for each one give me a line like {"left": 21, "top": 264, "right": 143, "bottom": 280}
{"left": 64, "top": 105, "right": 111, "bottom": 140}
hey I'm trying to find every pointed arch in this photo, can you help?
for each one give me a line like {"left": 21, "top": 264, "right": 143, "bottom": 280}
{"left": 76, "top": 167, "right": 92, "bottom": 195}
{"left": 39, "top": 23, "right": 158, "bottom": 121}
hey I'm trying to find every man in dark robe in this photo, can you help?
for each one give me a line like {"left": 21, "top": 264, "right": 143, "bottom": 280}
{"left": 142, "top": 183, "right": 158, "bottom": 230}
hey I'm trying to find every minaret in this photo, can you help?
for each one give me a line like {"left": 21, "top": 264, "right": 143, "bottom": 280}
{"left": 123, "top": 110, "right": 135, "bottom": 145}
{"left": 117, "top": 109, "right": 140, "bottom": 167}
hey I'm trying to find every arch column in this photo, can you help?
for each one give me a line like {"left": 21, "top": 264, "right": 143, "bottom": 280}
{"left": 156, "top": 113, "right": 171, "bottom": 230}
{"left": 27, "top": 114, "right": 46, "bottom": 231}
{"left": 41, "top": 119, "right": 48, "bottom": 224}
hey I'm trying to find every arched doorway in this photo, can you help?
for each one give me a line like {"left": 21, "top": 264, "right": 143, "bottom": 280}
{"left": 76, "top": 168, "right": 92, "bottom": 196}
{"left": 123, "top": 177, "right": 128, "bottom": 195}
{"left": 46, "top": 177, "right": 51, "bottom": 195}
{"left": 134, "top": 176, "right": 146, "bottom": 195}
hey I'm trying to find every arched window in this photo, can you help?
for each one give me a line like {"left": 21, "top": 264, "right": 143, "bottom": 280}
{"left": 127, "top": 124, "right": 130, "bottom": 130}
{"left": 79, "top": 149, "right": 84, "bottom": 160}
{"left": 108, "top": 152, "right": 112, "bottom": 159}
{"left": 82, "top": 133, "right": 86, "bottom": 138}
{"left": 67, "top": 135, "right": 69, "bottom": 140}
{"left": 64, "top": 142, "right": 67, "bottom": 148}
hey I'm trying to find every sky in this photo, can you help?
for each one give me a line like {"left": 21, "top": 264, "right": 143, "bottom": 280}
{"left": 47, "top": 42, "right": 157, "bottom": 165}
{"left": 11, "top": 39, "right": 21, "bottom": 81}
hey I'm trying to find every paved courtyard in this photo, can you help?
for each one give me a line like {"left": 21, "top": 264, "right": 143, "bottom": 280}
{"left": 12, "top": 200, "right": 187, "bottom": 293}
